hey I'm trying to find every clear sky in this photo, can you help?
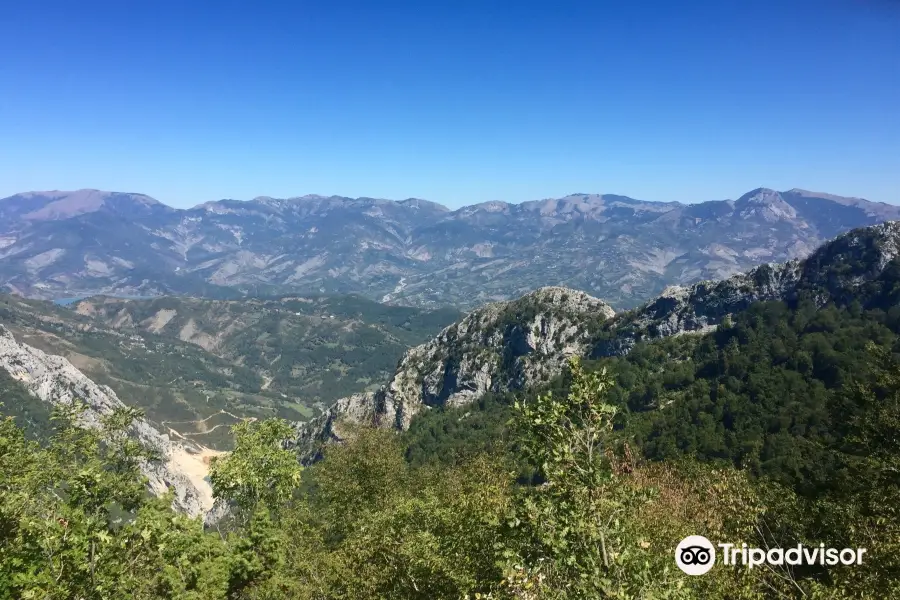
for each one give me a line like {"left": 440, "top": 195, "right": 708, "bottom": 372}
{"left": 1, "top": 0, "right": 898, "bottom": 208}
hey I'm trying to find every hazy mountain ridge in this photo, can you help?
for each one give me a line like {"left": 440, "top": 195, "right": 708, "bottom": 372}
{"left": 2, "top": 187, "right": 897, "bottom": 308}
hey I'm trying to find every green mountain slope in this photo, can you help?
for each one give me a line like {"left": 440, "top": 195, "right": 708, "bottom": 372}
{"left": 0, "top": 366, "right": 54, "bottom": 441}
{"left": 403, "top": 222, "right": 900, "bottom": 500}
{"left": 74, "top": 294, "right": 460, "bottom": 403}
{"left": 0, "top": 293, "right": 458, "bottom": 449}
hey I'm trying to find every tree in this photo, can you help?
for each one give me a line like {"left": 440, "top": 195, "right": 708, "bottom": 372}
{"left": 815, "top": 343, "right": 900, "bottom": 598}
{"left": 209, "top": 419, "right": 302, "bottom": 523}
{"left": 503, "top": 357, "right": 792, "bottom": 599}
{"left": 0, "top": 402, "right": 238, "bottom": 600}
{"left": 506, "top": 357, "right": 679, "bottom": 598}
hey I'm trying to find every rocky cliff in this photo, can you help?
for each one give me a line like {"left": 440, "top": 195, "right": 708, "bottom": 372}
{"left": 592, "top": 221, "right": 900, "bottom": 356}
{"left": 0, "top": 325, "right": 215, "bottom": 517}
{"left": 294, "top": 287, "right": 614, "bottom": 459}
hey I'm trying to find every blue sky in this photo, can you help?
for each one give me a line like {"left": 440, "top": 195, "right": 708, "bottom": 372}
{"left": 1, "top": 0, "right": 897, "bottom": 208}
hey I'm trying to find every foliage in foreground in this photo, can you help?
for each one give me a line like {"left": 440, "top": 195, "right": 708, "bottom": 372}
{"left": 1, "top": 349, "right": 898, "bottom": 598}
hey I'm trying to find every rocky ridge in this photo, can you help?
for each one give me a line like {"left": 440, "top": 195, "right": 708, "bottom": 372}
{"left": 0, "top": 325, "right": 215, "bottom": 517}
{"left": 591, "top": 262, "right": 804, "bottom": 356}
{"left": 592, "top": 220, "right": 900, "bottom": 356}
{"left": 297, "top": 222, "right": 900, "bottom": 457}
{"left": 294, "top": 287, "right": 614, "bottom": 459}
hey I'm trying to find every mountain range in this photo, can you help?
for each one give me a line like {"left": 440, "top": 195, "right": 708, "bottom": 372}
{"left": 2, "top": 187, "right": 898, "bottom": 309}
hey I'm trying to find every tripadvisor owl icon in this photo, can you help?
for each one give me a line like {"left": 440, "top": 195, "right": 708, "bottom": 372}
{"left": 676, "top": 535, "right": 716, "bottom": 575}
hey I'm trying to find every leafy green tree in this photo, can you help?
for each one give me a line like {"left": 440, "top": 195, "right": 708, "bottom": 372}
{"left": 209, "top": 419, "right": 302, "bottom": 523}
{"left": 502, "top": 357, "right": 808, "bottom": 599}
{"left": 0, "top": 403, "right": 152, "bottom": 599}
{"left": 810, "top": 343, "right": 900, "bottom": 598}
{"left": 505, "top": 357, "right": 682, "bottom": 598}
{"left": 308, "top": 426, "right": 410, "bottom": 539}
{"left": 0, "top": 403, "right": 240, "bottom": 600}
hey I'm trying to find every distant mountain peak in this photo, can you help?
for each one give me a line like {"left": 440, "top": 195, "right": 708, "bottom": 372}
{"left": 0, "top": 190, "right": 165, "bottom": 222}
{"left": 733, "top": 188, "right": 797, "bottom": 221}
{"left": 465, "top": 200, "right": 512, "bottom": 213}
{"left": 396, "top": 198, "right": 450, "bottom": 212}
{"left": 736, "top": 187, "right": 782, "bottom": 202}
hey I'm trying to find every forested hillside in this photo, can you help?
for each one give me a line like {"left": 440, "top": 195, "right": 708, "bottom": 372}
{"left": 75, "top": 294, "right": 460, "bottom": 403}
{"left": 0, "top": 366, "right": 53, "bottom": 440}
{"left": 2, "top": 341, "right": 896, "bottom": 598}
{"left": 0, "top": 293, "right": 457, "bottom": 449}
{"left": 623, "top": 301, "right": 894, "bottom": 493}
{"left": 405, "top": 300, "right": 899, "bottom": 489}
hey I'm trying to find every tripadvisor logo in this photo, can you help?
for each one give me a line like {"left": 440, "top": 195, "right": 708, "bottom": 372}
{"left": 675, "top": 535, "right": 867, "bottom": 576}
{"left": 676, "top": 536, "right": 716, "bottom": 575}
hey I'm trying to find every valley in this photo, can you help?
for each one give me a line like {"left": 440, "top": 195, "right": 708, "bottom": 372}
{"left": 0, "top": 292, "right": 457, "bottom": 449}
